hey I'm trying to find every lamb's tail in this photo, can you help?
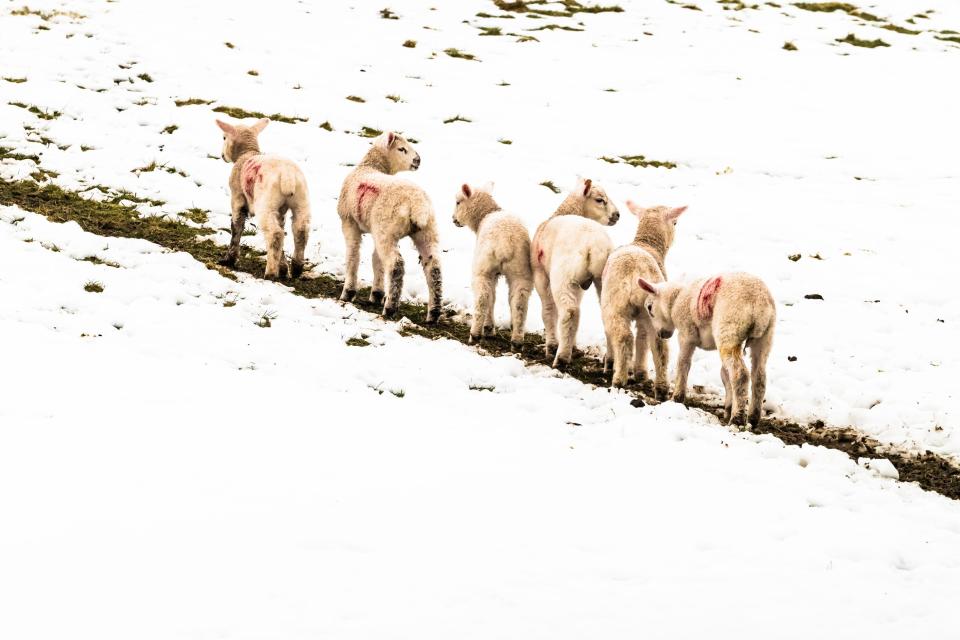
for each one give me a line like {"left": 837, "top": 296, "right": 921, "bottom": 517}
{"left": 280, "top": 167, "right": 297, "bottom": 197}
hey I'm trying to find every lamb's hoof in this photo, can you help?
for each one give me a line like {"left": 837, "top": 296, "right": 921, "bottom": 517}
{"left": 278, "top": 262, "right": 289, "bottom": 280}
{"left": 611, "top": 379, "right": 627, "bottom": 389}
{"left": 340, "top": 288, "right": 357, "bottom": 302}
{"left": 730, "top": 412, "right": 747, "bottom": 429}
{"left": 264, "top": 272, "right": 278, "bottom": 281}
{"left": 291, "top": 261, "right": 304, "bottom": 279}
{"left": 383, "top": 306, "right": 398, "bottom": 319}
{"left": 370, "top": 290, "right": 384, "bottom": 306}
{"left": 553, "top": 358, "right": 570, "bottom": 372}
{"left": 482, "top": 325, "right": 494, "bottom": 337}
{"left": 510, "top": 341, "right": 523, "bottom": 353}
{"left": 672, "top": 392, "right": 686, "bottom": 405}
{"left": 544, "top": 344, "right": 558, "bottom": 358}
{"left": 219, "top": 254, "right": 237, "bottom": 267}
{"left": 749, "top": 412, "right": 762, "bottom": 428}
{"left": 654, "top": 384, "right": 670, "bottom": 401}
{"left": 426, "top": 308, "right": 441, "bottom": 324}
{"left": 469, "top": 334, "right": 480, "bottom": 344}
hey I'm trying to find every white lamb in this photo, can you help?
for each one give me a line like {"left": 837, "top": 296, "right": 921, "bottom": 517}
{"left": 600, "top": 202, "right": 686, "bottom": 396}
{"left": 531, "top": 177, "right": 620, "bottom": 368}
{"left": 452, "top": 182, "right": 532, "bottom": 348}
{"left": 638, "top": 272, "right": 776, "bottom": 428}
{"left": 215, "top": 118, "right": 311, "bottom": 279}
{"left": 337, "top": 132, "right": 442, "bottom": 322}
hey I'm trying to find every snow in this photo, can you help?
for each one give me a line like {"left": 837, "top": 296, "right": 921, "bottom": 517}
{"left": 2, "top": 1, "right": 960, "bottom": 636}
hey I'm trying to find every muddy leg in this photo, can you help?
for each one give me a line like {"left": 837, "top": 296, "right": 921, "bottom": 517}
{"left": 721, "top": 345, "right": 750, "bottom": 428}
{"left": 412, "top": 228, "right": 442, "bottom": 324}
{"left": 748, "top": 333, "right": 772, "bottom": 427}
{"left": 376, "top": 238, "right": 403, "bottom": 318}
{"left": 260, "top": 208, "right": 284, "bottom": 280}
{"left": 340, "top": 218, "right": 362, "bottom": 302}
{"left": 508, "top": 275, "right": 531, "bottom": 349}
{"left": 471, "top": 271, "right": 496, "bottom": 343}
{"left": 671, "top": 340, "right": 696, "bottom": 404}
{"left": 290, "top": 201, "right": 310, "bottom": 278}
{"left": 369, "top": 247, "right": 384, "bottom": 306}
{"left": 221, "top": 193, "right": 248, "bottom": 267}
{"left": 534, "top": 269, "right": 557, "bottom": 357}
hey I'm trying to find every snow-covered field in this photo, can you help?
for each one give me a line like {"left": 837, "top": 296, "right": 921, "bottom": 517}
{"left": 2, "top": 1, "right": 960, "bottom": 637}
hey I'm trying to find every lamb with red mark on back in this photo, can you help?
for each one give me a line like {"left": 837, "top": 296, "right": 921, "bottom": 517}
{"left": 639, "top": 272, "right": 776, "bottom": 428}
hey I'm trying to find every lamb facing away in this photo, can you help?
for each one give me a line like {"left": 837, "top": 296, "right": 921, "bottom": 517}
{"left": 452, "top": 182, "right": 532, "bottom": 348}
{"left": 215, "top": 118, "right": 310, "bottom": 279}
{"left": 639, "top": 273, "right": 776, "bottom": 428}
{"left": 600, "top": 202, "right": 686, "bottom": 396}
{"left": 531, "top": 177, "right": 620, "bottom": 368}
{"left": 337, "top": 132, "right": 442, "bottom": 322}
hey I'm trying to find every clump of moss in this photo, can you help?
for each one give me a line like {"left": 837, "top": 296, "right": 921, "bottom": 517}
{"left": 346, "top": 95, "right": 366, "bottom": 103}
{"left": 83, "top": 281, "right": 104, "bottom": 293}
{"left": 136, "top": 73, "right": 153, "bottom": 83}
{"left": 443, "top": 115, "right": 472, "bottom": 124}
{"left": 319, "top": 121, "right": 334, "bottom": 131}
{"left": 835, "top": 33, "right": 890, "bottom": 47}
{"left": 402, "top": 39, "right": 417, "bottom": 48}
{"left": 539, "top": 180, "right": 561, "bottom": 193}
{"left": 783, "top": 40, "right": 798, "bottom": 50}
{"left": 247, "top": 70, "right": 259, "bottom": 76}
{"left": 8, "top": 102, "right": 61, "bottom": 120}
{"left": 346, "top": 337, "right": 371, "bottom": 347}
{"left": 380, "top": 7, "right": 399, "bottom": 19}
{"left": 212, "top": 105, "right": 307, "bottom": 124}
{"left": 161, "top": 124, "right": 178, "bottom": 135}
{"left": 444, "top": 48, "right": 480, "bottom": 61}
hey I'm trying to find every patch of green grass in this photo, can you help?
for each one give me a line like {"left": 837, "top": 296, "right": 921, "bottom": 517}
{"left": 213, "top": 105, "right": 307, "bottom": 124}
{"left": 386, "top": 94, "right": 404, "bottom": 103}
{"left": 11, "top": 6, "right": 85, "bottom": 20}
{"left": 8, "top": 102, "right": 61, "bottom": 120}
{"left": 358, "top": 126, "right": 383, "bottom": 138}
{"left": 478, "top": 26, "right": 503, "bottom": 36}
{"left": 444, "top": 47, "right": 480, "bottom": 61}
{"left": 0, "top": 146, "right": 41, "bottom": 163}
{"left": 493, "top": 0, "right": 622, "bottom": 17}
{"left": 136, "top": 73, "right": 153, "bottom": 83}
{"left": 83, "top": 281, "right": 104, "bottom": 293}
{"left": 836, "top": 32, "right": 890, "bottom": 47}
{"left": 783, "top": 40, "right": 798, "bottom": 50}
{"left": 402, "top": 39, "right": 417, "bottom": 47}
{"left": 179, "top": 207, "right": 209, "bottom": 224}
{"left": 604, "top": 154, "right": 678, "bottom": 169}
{"left": 80, "top": 255, "right": 120, "bottom": 268}
{"left": 443, "top": 115, "right": 472, "bottom": 124}
{"left": 794, "top": 2, "right": 880, "bottom": 21}
{"left": 346, "top": 95, "right": 366, "bottom": 103}
{"left": 29, "top": 168, "right": 59, "bottom": 182}
{"left": 161, "top": 124, "right": 178, "bottom": 134}
{"left": 174, "top": 97, "right": 213, "bottom": 106}
{"left": 346, "top": 337, "right": 371, "bottom": 347}
{"left": 529, "top": 23, "right": 584, "bottom": 31}
{"left": 380, "top": 7, "right": 399, "bottom": 19}
{"left": 498, "top": 138, "right": 513, "bottom": 144}
{"left": 319, "top": 121, "right": 334, "bottom": 131}
{"left": 935, "top": 34, "right": 960, "bottom": 44}
{"left": 539, "top": 180, "right": 561, "bottom": 193}
{"left": 247, "top": 70, "right": 259, "bottom": 76}
{"left": 3, "top": 77, "right": 27, "bottom": 83}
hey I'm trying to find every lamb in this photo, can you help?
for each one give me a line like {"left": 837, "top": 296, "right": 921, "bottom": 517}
{"left": 600, "top": 202, "right": 687, "bottom": 396}
{"left": 215, "top": 117, "right": 310, "bottom": 280}
{"left": 638, "top": 273, "right": 776, "bottom": 428}
{"left": 531, "top": 177, "right": 620, "bottom": 368}
{"left": 452, "top": 182, "right": 532, "bottom": 348}
{"left": 337, "top": 132, "right": 442, "bottom": 322}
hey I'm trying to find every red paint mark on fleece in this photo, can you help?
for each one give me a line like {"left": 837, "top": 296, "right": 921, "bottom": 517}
{"left": 356, "top": 182, "right": 380, "bottom": 221}
{"left": 241, "top": 156, "right": 262, "bottom": 199}
{"left": 535, "top": 244, "right": 544, "bottom": 266}
{"left": 697, "top": 276, "right": 722, "bottom": 320}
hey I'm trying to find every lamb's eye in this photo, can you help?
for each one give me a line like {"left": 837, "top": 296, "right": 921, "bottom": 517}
{"left": 595, "top": 198, "right": 605, "bottom": 205}
{"left": 400, "top": 147, "right": 407, "bottom": 154}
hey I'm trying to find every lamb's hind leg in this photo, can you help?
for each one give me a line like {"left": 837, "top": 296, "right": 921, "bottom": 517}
{"left": 604, "top": 310, "right": 633, "bottom": 388}
{"left": 533, "top": 269, "right": 557, "bottom": 357}
{"left": 471, "top": 270, "right": 496, "bottom": 343}
{"left": 747, "top": 331, "right": 773, "bottom": 427}
{"left": 370, "top": 247, "right": 384, "bottom": 306}
{"left": 289, "top": 199, "right": 310, "bottom": 278}
{"left": 259, "top": 205, "right": 285, "bottom": 280}
{"left": 552, "top": 280, "right": 582, "bottom": 369}
{"left": 221, "top": 192, "right": 248, "bottom": 267}
{"left": 412, "top": 228, "right": 442, "bottom": 324}
{"left": 377, "top": 237, "right": 404, "bottom": 318}
{"left": 633, "top": 317, "right": 651, "bottom": 387}
{"left": 340, "top": 218, "right": 362, "bottom": 301}
{"left": 720, "top": 344, "right": 750, "bottom": 428}
{"left": 508, "top": 273, "right": 532, "bottom": 350}
{"left": 651, "top": 335, "right": 670, "bottom": 400}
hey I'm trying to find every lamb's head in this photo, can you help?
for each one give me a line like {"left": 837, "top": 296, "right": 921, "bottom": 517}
{"left": 373, "top": 131, "right": 420, "bottom": 174}
{"left": 453, "top": 182, "right": 498, "bottom": 232}
{"left": 626, "top": 201, "right": 687, "bottom": 250}
{"left": 215, "top": 117, "right": 267, "bottom": 163}
{"left": 574, "top": 178, "right": 619, "bottom": 226}
{"left": 638, "top": 278, "right": 679, "bottom": 339}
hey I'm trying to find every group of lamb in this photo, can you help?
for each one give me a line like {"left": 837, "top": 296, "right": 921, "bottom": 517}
{"left": 215, "top": 117, "right": 776, "bottom": 428}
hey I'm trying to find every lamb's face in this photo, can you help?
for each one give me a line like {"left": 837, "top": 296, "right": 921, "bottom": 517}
{"left": 381, "top": 132, "right": 421, "bottom": 173}
{"left": 582, "top": 183, "right": 620, "bottom": 226}
{"left": 452, "top": 184, "right": 470, "bottom": 228}
{"left": 639, "top": 279, "right": 676, "bottom": 339}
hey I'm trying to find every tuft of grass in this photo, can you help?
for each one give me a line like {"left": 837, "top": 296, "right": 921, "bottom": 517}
{"left": 604, "top": 154, "right": 678, "bottom": 169}
{"left": 174, "top": 97, "right": 213, "bottom": 107}
{"left": 319, "top": 121, "right": 334, "bottom": 131}
{"left": 389, "top": 389, "right": 406, "bottom": 398}
{"left": 515, "top": 34, "right": 539, "bottom": 42}
{"left": 136, "top": 73, "right": 153, "bottom": 83}
{"left": 358, "top": 126, "right": 383, "bottom": 138}
{"left": 478, "top": 26, "right": 503, "bottom": 36}
{"left": 529, "top": 23, "right": 584, "bottom": 31}
{"left": 0, "top": 146, "right": 41, "bottom": 163}
{"left": 881, "top": 24, "right": 919, "bottom": 35}
{"left": 468, "top": 384, "right": 496, "bottom": 392}
{"left": 794, "top": 2, "right": 880, "bottom": 21}
{"left": 213, "top": 105, "right": 307, "bottom": 124}
{"left": 346, "top": 337, "right": 371, "bottom": 347}
{"left": 346, "top": 95, "right": 366, "bottom": 103}
{"left": 498, "top": 138, "right": 513, "bottom": 144}
{"left": 256, "top": 310, "right": 277, "bottom": 328}
{"left": 380, "top": 7, "right": 399, "bottom": 19}
{"left": 402, "top": 39, "right": 417, "bottom": 47}
{"left": 539, "top": 180, "right": 561, "bottom": 193}
{"left": 83, "top": 281, "right": 104, "bottom": 293}
{"left": 247, "top": 70, "right": 259, "bottom": 76}
{"left": 493, "top": 0, "right": 623, "bottom": 18}
{"left": 29, "top": 168, "right": 59, "bottom": 182}
{"left": 179, "top": 207, "right": 209, "bottom": 224}
{"left": 835, "top": 33, "right": 890, "bottom": 47}
{"left": 783, "top": 40, "right": 798, "bottom": 50}
{"left": 935, "top": 34, "right": 960, "bottom": 44}
{"left": 224, "top": 41, "right": 235, "bottom": 48}
{"left": 444, "top": 47, "right": 480, "bottom": 61}
{"left": 3, "top": 77, "right": 27, "bottom": 83}
{"left": 8, "top": 102, "right": 61, "bottom": 120}
{"left": 161, "top": 124, "right": 178, "bottom": 135}
{"left": 385, "top": 94, "right": 404, "bottom": 103}
{"left": 11, "top": 6, "right": 85, "bottom": 20}
{"left": 80, "top": 255, "right": 120, "bottom": 268}
{"left": 443, "top": 115, "right": 472, "bottom": 124}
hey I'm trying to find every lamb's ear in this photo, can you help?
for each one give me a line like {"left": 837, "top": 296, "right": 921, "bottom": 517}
{"left": 373, "top": 132, "right": 393, "bottom": 149}
{"left": 582, "top": 177, "right": 593, "bottom": 197}
{"left": 637, "top": 277, "right": 661, "bottom": 296}
{"left": 387, "top": 131, "right": 396, "bottom": 147}
{"left": 461, "top": 183, "right": 472, "bottom": 198}
{"left": 625, "top": 200, "right": 644, "bottom": 217}
{"left": 215, "top": 119, "right": 236, "bottom": 136}
{"left": 251, "top": 117, "right": 269, "bottom": 134}
{"left": 667, "top": 205, "right": 688, "bottom": 221}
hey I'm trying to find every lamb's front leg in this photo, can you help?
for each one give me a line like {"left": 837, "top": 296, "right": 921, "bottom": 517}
{"left": 340, "top": 218, "right": 362, "bottom": 302}
{"left": 220, "top": 192, "right": 248, "bottom": 267}
{"left": 412, "top": 228, "right": 442, "bottom": 324}
{"left": 671, "top": 339, "right": 696, "bottom": 405}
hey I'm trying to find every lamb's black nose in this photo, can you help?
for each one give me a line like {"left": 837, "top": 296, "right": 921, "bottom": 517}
{"left": 609, "top": 211, "right": 620, "bottom": 225}
{"left": 412, "top": 155, "right": 421, "bottom": 169}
